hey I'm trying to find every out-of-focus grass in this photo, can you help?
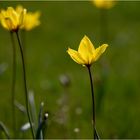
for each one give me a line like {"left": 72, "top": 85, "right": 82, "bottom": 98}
{"left": 0, "top": 1, "right": 140, "bottom": 139}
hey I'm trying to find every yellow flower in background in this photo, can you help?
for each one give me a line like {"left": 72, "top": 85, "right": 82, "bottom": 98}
{"left": 0, "top": 6, "right": 26, "bottom": 32}
{"left": 93, "top": 0, "right": 115, "bottom": 9}
{"left": 67, "top": 36, "right": 108, "bottom": 66}
{"left": 23, "top": 11, "right": 40, "bottom": 31}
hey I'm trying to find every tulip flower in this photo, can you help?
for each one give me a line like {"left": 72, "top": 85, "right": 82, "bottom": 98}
{"left": 67, "top": 35, "right": 108, "bottom": 67}
{"left": 93, "top": 0, "right": 115, "bottom": 9}
{"left": 67, "top": 35, "right": 108, "bottom": 139}
{"left": 0, "top": 6, "right": 35, "bottom": 138}
{"left": 0, "top": 6, "right": 27, "bottom": 138}
{"left": 0, "top": 6, "right": 26, "bottom": 32}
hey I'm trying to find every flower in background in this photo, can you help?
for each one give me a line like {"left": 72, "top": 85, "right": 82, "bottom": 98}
{"left": 67, "top": 36, "right": 108, "bottom": 67}
{"left": 93, "top": 0, "right": 115, "bottom": 9}
{"left": 23, "top": 11, "right": 40, "bottom": 31}
{"left": 0, "top": 6, "right": 26, "bottom": 32}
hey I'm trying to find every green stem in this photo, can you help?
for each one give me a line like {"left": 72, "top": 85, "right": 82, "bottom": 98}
{"left": 15, "top": 31, "right": 35, "bottom": 139}
{"left": 10, "top": 31, "right": 16, "bottom": 138}
{"left": 87, "top": 65, "right": 99, "bottom": 139}
{"left": 21, "top": 29, "right": 26, "bottom": 58}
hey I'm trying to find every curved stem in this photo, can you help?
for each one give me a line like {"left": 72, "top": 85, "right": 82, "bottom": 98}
{"left": 15, "top": 31, "right": 35, "bottom": 139}
{"left": 87, "top": 65, "right": 99, "bottom": 139}
{"left": 10, "top": 31, "right": 16, "bottom": 138}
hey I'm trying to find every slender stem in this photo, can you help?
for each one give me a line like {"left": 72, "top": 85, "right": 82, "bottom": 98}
{"left": 10, "top": 31, "right": 16, "bottom": 138}
{"left": 87, "top": 65, "right": 99, "bottom": 139}
{"left": 21, "top": 29, "right": 26, "bottom": 58}
{"left": 15, "top": 31, "right": 35, "bottom": 139}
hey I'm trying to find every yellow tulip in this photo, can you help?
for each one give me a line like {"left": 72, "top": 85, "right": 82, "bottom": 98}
{"left": 67, "top": 36, "right": 108, "bottom": 66}
{"left": 23, "top": 11, "right": 40, "bottom": 31}
{"left": 93, "top": 0, "right": 115, "bottom": 9}
{"left": 0, "top": 6, "right": 26, "bottom": 32}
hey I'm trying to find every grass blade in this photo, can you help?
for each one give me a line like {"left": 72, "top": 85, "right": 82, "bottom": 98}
{"left": 0, "top": 121, "right": 10, "bottom": 139}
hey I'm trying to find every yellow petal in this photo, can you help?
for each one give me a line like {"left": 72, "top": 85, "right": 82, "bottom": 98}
{"left": 0, "top": 12, "right": 9, "bottom": 30}
{"left": 1, "top": 19, "right": 10, "bottom": 30}
{"left": 7, "top": 7, "right": 18, "bottom": 28}
{"left": 4, "top": 17, "right": 13, "bottom": 30}
{"left": 67, "top": 48, "right": 85, "bottom": 65}
{"left": 33, "top": 11, "right": 41, "bottom": 26}
{"left": 16, "top": 5, "right": 24, "bottom": 13}
{"left": 19, "top": 8, "right": 27, "bottom": 28}
{"left": 93, "top": 44, "right": 108, "bottom": 62}
{"left": 78, "top": 35, "right": 95, "bottom": 64}
{"left": 23, "top": 11, "right": 40, "bottom": 30}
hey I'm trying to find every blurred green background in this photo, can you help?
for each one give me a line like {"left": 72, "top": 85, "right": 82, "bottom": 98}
{"left": 0, "top": 1, "right": 140, "bottom": 139}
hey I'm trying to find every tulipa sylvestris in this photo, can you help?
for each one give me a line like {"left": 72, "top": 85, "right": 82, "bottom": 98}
{"left": 67, "top": 35, "right": 108, "bottom": 67}
{"left": 67, "top": 35, "right": 108, "bottom": 139}
{"left": 0, "top": 5, "right": 41, "bottom": 32}
{"left": 0, "top": 6, "right": 26, "bottom": 32}
{"left": 0, "top": 6, "right": 35, "bottom": 138}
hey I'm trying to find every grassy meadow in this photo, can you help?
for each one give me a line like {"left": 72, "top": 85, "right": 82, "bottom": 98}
{"left": 0, "top": 1, "right": 140, "bottom": 139}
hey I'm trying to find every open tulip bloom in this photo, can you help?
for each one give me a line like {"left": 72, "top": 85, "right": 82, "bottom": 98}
{"left": 0, "top": 6, "right": 26, "bottom": 32}
{"left": 0, "top": 6, "right": 40, "bottom": 32}
{"left": 67, "top": 35, "right": 108, "bottom": 67}
{"left": 67, "top": 36, "right": 108, "bottom": 139}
